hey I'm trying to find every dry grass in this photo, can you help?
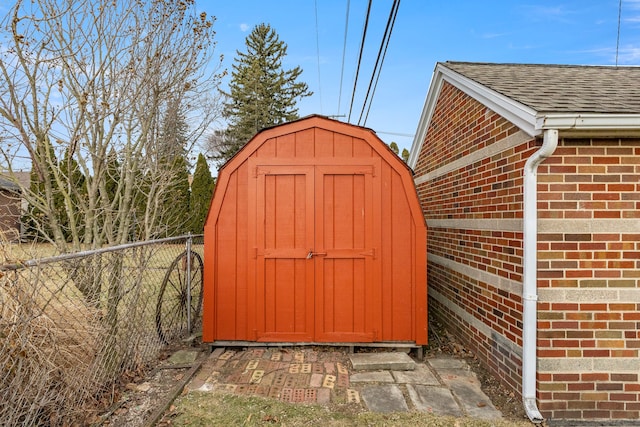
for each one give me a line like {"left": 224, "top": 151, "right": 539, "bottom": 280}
{"left": 1, "top": 240, "right": 58, "bottom": 261}
{"left": 0, "top": 236, "right": 203, "bottom": 425}
{"left": 0, "top": 268, "right": 106, "bottom": 425}
{"left": 164, "top": 392, "right": 533, "bottom": 427}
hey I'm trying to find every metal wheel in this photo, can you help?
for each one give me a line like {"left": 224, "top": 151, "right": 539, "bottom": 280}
{"left": 155, "top": 250, "right": 203, "bottom": 344}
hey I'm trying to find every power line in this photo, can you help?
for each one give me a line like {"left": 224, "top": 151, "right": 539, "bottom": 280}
{"left": 359, "top": 0, "right": 400, "bottom": 126}
{"left": 347, "top": 0, "right": 373, "bottom": 123}
{"left": 314, "top": 0, "right": 323, "bottom": 113}
{"left": 337, "top": 0, "right": 351, "bottom": 117}
{"left": 376, "top": 130, "right": 413, "bottom": 137}
{"left": 362, "top": 0, "right": 400, "bottom": 125}
{"left": 616, "top": 0, "right": 622, "bottom": 66}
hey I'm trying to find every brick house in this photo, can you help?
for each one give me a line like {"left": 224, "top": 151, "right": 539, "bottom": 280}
{"left": 408, "top": 62, "right": 640, "bottom": 423}
{"left": 0, "top": 176, "right": 22, "bottom": 241}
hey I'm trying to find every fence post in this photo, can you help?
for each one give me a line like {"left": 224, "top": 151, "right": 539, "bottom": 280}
{"left": 186, "top": 233, "right": 192, "bottom": 334}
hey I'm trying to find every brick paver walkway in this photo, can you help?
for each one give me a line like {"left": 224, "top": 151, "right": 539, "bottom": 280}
{"left": 187, "top": 347, "right": 359, "bottom": 405}
{"left": 185, "top": 347, "right": 501, "bottom": 419}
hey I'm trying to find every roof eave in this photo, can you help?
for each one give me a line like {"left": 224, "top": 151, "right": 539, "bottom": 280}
{"left": 408, "top": 67, "right": 442, "bottom": 168}
{"left": 408, "top": 63, "right": 540, "bottom": 169}
{"left": 409, "top": 63, "right": 640, "bottom": 169}
{"left": 439, "top": 65, "right": 540, "bottom": 136}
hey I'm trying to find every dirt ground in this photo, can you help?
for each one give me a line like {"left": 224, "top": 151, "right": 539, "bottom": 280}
{"left": 95, "top": 323, "right": 528, "bottom": 426}
{"left": 94, "top": 345, "right": 196, "bottom": 426}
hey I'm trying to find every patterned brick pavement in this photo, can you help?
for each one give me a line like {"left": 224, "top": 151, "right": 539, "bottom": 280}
{"left": 187, "top": 347, "right": 360, "bottom": 406}
{"left": 184, "top": 348, "right": 503, "bottom": 420}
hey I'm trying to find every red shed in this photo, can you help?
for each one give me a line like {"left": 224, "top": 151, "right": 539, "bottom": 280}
{"left": 202, "top": 115, "right": 427, "bottom": 346}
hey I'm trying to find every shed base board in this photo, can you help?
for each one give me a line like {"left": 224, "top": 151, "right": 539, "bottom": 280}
{"left": 207, "top": 341, "right": 424, "bottom": 360}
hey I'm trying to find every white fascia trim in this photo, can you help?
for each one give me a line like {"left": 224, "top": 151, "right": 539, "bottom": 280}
{"left": 408, "top": 63, "right": 540, "bottom": 169}
{"left": 408, "top": 67, "right": 442, "bottom": 169}
{"left": 537, "top": 113, "right": 640, "bottom": 131}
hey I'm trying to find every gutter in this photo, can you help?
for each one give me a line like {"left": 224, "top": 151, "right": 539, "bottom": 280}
{"left": 537, "top": 113, "right": 640, "bottom": 130}
{"left": 522, "top": 128, "right": 558, "bottom": 424}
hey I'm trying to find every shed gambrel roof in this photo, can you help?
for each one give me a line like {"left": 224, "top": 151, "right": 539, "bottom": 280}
{"left": 408, "top": 61, "right": 640, "bottom": 168}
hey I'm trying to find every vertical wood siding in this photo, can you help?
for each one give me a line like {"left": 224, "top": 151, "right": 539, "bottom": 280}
{"left": 203, "top": 116, "right": 427, "bottom": 345}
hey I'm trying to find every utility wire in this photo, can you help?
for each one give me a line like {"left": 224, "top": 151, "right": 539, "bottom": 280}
{"left": 359, "top": 0, "right": 400, "bottom": 126}
{"left": 358, "top": 0, "right": 400, "bottom": 126}
{"left": 377, "top": 131, "right": 413, "bottom": 137}
{"left": 616, "top": 0, "right": 622, "bottom": 66}
{"left": 314, "top": 0, "right": 323, "bottom": 113}
{"left": 347, "top": 0, "right": 373, "bottom": 123}
{"left": 337, "top": 0, "right": 351, "bottom": 117}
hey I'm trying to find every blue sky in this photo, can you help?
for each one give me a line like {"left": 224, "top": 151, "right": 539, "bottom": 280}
{"left": 203, "top": 0, "right": 640, "bottom": 153}
{"left": 4, "top": 1, "right": 639, "bottom": 171}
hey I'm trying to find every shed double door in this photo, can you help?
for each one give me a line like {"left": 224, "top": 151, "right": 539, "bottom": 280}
{"left": 252, "top": 161, "right": 379, "bottom": 342}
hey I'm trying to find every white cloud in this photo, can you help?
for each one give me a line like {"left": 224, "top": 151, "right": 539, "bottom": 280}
{"left": 623, "top": 0, "right": 640, "bottom": 25}
{"left": 569, "top": 45, "right": 640, "bottom": 65}
{"left": 517, "top": 4, "right": 579, "bottom": 24}
{"left": 481, "top": 32, "right": 511, "bottom": 39}
{"left": 625, "top": 0, "right": 640, "bottom": 9}
{"left": 239, "top": 23, "right": 249, "bottom": 32}
{"left": 616, "top": 45, "right": 640, "bottom": 63}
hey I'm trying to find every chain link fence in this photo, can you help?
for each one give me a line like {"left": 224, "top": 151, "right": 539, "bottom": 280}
{"left": 0, "top": 235, "right": 204, "bottom": 426}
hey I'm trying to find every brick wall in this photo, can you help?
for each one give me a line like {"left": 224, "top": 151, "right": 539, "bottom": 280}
{"left": 536, "top": 138, "right": 640, "bottom": 420}
{"left": 0, "top": 188, "right": 21, "bottom": 241}
{"left": 415, "top": 82, "right": 536, "bottom": 398}
{"left": 415, "top": 81, "right": 640, "bottom": 421}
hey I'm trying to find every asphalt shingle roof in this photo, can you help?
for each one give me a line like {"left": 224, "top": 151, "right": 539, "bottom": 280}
{"left": 442, "top": 61, "right": 640, "bottom": 114}
{"left": 0, "top": 176, "right": 20, "bottom": 191}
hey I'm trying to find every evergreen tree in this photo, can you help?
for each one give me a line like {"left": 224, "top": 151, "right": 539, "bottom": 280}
{"left": 23, "top": 168, "right": 48, "bottom": 240}
{"left": 104, "top": 150, "right": 120, "bottom": 206}
{"left": 216, "top": 23, "right": 312, "bottom": 164}
{"left": 389, "top": 141, "right": 399, "bottom": 155}
{"left": 206, "top": 129, "right": 237, "bottom": 165}
{"left": 401, "top": 148, "right": 410, "bottom": 163}
{"left": 189, "top": 153, "right": 215, "bottom": 234}
{"left": 23, "top": 145, "right": 86, "bottom": 242}
{"left": 23, "top": 144, "right": 59, "bottom": 241}
{"left": 163, "top": 154, "right": 191, "bottom": 237}
{"left": 59, "top": 150, "right": 87, "bottom": 241}
{"left": 160, "top": 102, "right": 190, "bottom": 162}
{"left": 159, "top": 105, "right": 191, "bottom": 237}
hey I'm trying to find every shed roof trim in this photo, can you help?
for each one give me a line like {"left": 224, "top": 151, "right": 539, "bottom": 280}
{"left": 220, "top": 114, "right": 414, "bottom": 176}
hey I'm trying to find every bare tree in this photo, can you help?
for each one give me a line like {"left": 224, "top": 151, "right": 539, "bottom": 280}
{"left": 0, "top": 1, "right": 224, "bottom": 384}
{"left": 0, "top": 0, "right": 223, "bottom": 252}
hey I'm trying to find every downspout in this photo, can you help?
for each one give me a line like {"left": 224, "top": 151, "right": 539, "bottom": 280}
{"left": 522, "top": 128, "right": 558, "bottom": 423}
